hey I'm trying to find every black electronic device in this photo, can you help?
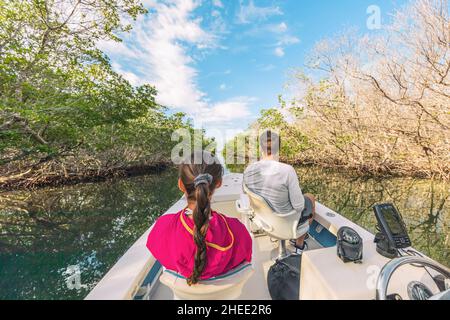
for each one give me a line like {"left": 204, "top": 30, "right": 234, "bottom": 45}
{"left": 373, "top": 203, "right": 411, "bottom": 258}
{"left": 337, "top": 227, "right": 363, "bottom": 263}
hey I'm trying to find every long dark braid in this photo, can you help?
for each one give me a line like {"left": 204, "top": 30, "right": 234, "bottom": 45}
{"left": 179, "top": 151, "right": 223, "bottom": 286}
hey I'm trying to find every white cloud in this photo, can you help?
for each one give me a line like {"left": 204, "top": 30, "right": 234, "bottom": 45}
{"left": 219, "top": 83, "right": 228, "bottom": 90}
{"left": 139, "top": 0, "right": 158, "bottom": 7}
{"left": 198, "top": 97, "right": 256, "bottom": 124}
{"left": 98, "top": 40, "right": 139, "bottom": 59}
{"left": 244, "top": 21, "right": 288, "bottom": 36}
{"left": 237, "top": 0, "right": 283, "bottom": 24}
{"left": 111, "top": 62, "right": 142, "bottom": 87}
{"left": 277, "top": 34, "right": 300, "bottom": 46}
{"left": 103, "top": 0, "right": 213, "bottom": 114}
{"left": 212, "top": 0, "right": 224, "bottom": 8}
{"left": 274, "top": 47, "right": 285, "bottom": 57}
{"left": 271, "top": 22, "right": 288, "bottom": 33}
{"left": 210, "top": 8, "right": 228, "bottom": 35}
{"left": 239, "top": 20, "right": 299, "bottom": 57}
{"left": 137, "top": 1, "right": 215, "bottom": 113}
{"left": 100, "top": 0, "right": 255, "bottom": 131}
{"left": 259, "top": 64, "right": 276, "bottom": 72}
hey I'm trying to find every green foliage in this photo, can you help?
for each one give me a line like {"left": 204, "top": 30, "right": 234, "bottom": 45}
{"left": 223, "top": 97, "right": 311, "bottom": 167}
{"left": 0, "top": 1, "right": 195, "bottom": 174}
{"left": 257, "top": 108, "right": 286, "bottom": 129}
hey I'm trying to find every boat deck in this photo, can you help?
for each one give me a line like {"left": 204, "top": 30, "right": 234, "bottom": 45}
{"left": 86, "top": 173, "right": 445, "bottom": 300}
{"left": 150, "top": 199, "right": 322, "bottom": 300}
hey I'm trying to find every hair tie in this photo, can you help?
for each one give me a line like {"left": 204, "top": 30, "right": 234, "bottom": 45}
{"left": 194, "top": 173, "right": 213, "bottom": 188}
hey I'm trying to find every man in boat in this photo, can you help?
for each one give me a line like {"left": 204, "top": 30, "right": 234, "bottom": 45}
{"left": 243, "top": 130, "right": 316, "bottom": 253}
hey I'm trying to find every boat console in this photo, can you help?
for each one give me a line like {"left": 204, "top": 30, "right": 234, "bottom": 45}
{"left": 373, "top": 203, "right": 411, "bottom": 258}
{"left": 371, "top": 204, "right": 450, "bottom": 300}
{"left": 376, "top": 256, "right": 450, "bottom": 300}
{"left": 301, "top": 202, "right": 449, "bottom": 300}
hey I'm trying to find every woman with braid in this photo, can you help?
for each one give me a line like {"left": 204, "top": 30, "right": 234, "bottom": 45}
{"left": 146, "top": 151, "right": 252, "bottom": 285}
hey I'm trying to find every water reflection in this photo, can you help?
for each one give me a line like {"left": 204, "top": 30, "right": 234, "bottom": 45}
{"left": 228, "top": 164, "right": 448, "bottom": 266}
{"left": 296, "top": 167, "right": 448, "bottom": 266}
{"left": 0, "top": 166, "right": 448, "bottom": 299}
{"left": 302, "top": 168, "right": 448, "bottom": 265}
{"left": 0, "top": 169, "right": 180, "bottom": 300}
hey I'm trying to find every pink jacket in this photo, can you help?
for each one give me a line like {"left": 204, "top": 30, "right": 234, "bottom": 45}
{"left": 146, "top": 209, "right": 252, "bottom": 280}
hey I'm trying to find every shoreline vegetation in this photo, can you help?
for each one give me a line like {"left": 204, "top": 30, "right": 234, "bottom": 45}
{"left": 226, "top": 0, "right": 449, "bottom": 181}
{"left": 0, "top": 161, "right": 171, "bottom": 191}
{"left": 1, "top": 0, "right": 449, "bottom": 192}
{"left": 0, "top": 1, "right": 206, "bottom": 191}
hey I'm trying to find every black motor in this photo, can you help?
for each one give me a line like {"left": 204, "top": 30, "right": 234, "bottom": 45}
{"left": 337, "top": 227, "right": 363, "bottom": 263}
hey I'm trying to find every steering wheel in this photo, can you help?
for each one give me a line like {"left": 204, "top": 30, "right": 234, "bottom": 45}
{"left": 376, "top": 256, "right": 450, "bottom": 300}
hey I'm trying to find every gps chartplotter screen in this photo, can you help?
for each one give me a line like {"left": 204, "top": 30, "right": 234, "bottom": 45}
{"left": 381, "top": 206, "right": 407, "bottom": 236}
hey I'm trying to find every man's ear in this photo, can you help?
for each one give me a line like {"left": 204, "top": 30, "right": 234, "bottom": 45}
{"left": 178, "top": 178, "right": 186, "bottom": 193}
{"left": 215, "top": 179, "right": 223, "bottom": 189}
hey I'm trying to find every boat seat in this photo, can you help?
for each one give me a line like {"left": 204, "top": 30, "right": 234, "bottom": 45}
{"left": 159, "top": 263, "right": 254, "bottom": 300}
{"left": 241, "top": 184, "right": 307, "bottom": 260}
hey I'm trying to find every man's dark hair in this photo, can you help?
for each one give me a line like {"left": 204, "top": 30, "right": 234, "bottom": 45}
{"left": 260, "top": 130, "right": 280, "bottom": 156}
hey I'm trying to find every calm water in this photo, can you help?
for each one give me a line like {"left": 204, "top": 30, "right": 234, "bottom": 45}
{"left": 0, "top": 169, "right": 181, "bottom": 300}
{"left": 293, "top": 166, "right": 449, "bottom": 267}
{"left": 0, "top": 166, "right": 448, "bottom": 300}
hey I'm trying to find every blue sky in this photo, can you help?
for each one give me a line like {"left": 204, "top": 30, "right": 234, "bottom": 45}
{"left": 99, "top": 0, "right": 408, "bottom": 145}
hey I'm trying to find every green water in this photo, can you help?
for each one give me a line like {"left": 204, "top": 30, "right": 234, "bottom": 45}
{"left": 0, "top": 169, "right": 181, "bottom": 300}
{"left": 0, "top": 166, "right": 448, "bottom": 300}
{"left": 293, "top": 166, "right": 449, "bottom": 267}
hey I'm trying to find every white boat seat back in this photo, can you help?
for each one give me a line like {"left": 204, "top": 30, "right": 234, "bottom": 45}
{"left": 235, "top": 194, "right": 257, "bottom": 232}
{"left": 243, "top": 184, "right": 305, "bottom": 240}
{"left": 159, "top": 263, "right": 254, "bottom": 300}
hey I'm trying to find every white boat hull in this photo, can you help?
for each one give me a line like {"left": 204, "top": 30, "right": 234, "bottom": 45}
{"left": 86, "top": 173, "right": 445, "bottom": 300}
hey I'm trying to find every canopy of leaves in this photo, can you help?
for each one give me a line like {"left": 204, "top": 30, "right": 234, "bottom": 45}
{"left": 0, "top": 0, "right": 196, "bottom": 181}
